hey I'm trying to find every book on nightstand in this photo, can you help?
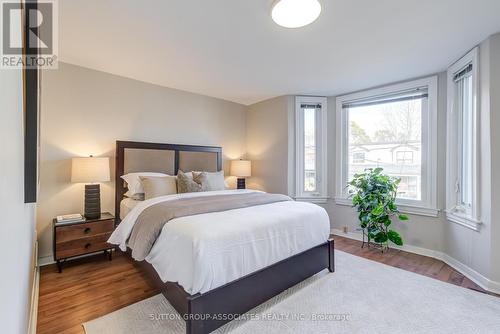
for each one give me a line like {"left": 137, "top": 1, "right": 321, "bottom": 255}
{"left": 55, "top": 213, "right": 85, "bottom": 225}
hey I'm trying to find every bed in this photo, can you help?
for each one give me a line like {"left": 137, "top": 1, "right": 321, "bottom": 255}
{"left": 119, "top": 197, "right": 140, "bottom": 220}
{"left": 111, "top": 140, "right": 335, "bottom": 334}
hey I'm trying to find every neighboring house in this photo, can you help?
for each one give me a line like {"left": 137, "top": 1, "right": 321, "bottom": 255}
{"left": 349, "top": 141, "right": 421, "bottom": 200}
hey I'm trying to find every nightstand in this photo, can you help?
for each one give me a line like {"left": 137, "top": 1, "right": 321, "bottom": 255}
{"left": 53, "top": 212, "right": 115, "bottom": 272}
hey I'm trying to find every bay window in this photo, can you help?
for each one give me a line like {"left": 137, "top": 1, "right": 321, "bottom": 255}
{"left": 335, "top": 77, "right": 438, "bottom": 216}
{"left": 446, "top": 47, "right": 481, "bottom": 230}
{"left": 295, "top": 96, "right": 328, "bottom": 202}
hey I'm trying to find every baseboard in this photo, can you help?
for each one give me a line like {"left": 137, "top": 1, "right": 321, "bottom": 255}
{"left": 331, "top": 228, "right": 442, "bottom": 259}
{"left": 38, "top": 249, "right": 117, "bottom": 267}
{"left": 28, "top": 239, "right": 40, "bottom": 334}
{"left": 440, "top": 252, "right": 500, "bottom": 295}
{"left": 331, "top": 229, "right": 500, "bottom": 295}
{"left": 28, "top": 266, "right": 39, "bottom": 334}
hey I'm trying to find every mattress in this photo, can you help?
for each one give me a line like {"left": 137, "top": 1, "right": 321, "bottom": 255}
{"left": 109, "top": 190, "right": 330, "bottom": 294}
{"left": 120, "top": 198, "right": 141, "bottom": 220}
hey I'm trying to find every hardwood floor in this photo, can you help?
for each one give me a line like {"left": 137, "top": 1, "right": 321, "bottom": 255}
{"left": 37, "top": 252, "right": 158, "bottom": 334}
{"left": 37, "top": 236, "right": 496, "bottom": 334}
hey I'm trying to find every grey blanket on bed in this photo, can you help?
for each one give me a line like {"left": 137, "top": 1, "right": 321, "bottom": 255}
{"left": 128, "top": 192, "right": 292, "bottom": 260}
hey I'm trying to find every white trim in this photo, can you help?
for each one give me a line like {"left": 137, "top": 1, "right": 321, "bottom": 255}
{"left": 446, "top": 47, "right": 481, "bottom": 231}
{"left": 439, "top": 253, "right": 500, "bottom": 295}
{"left": 396, "top": 205, "right": 439, "bottom": 218}
{"left": 294, "top": 96, "right": 328, "bottom": 201}
{"left": 335, "top": 76, "right": 439, "bottom": 212}
{"left": 28, "top": 267, "right": 39, "bottom": 334}
{"left": 295, "top": 196, "right": 329, "bottom": 204}
{"left": 331, "top": 229, "right": 441, "bottom": 258}
{"left": 28, "top": 240, "right": 40, "bottom": 334}
{"left": 334, "top": 197, "right": 439, "bottom": 217}
{"left": 331, "top": 229, "right": 500, "bottom": 294}
{"left": 333, "top": 197, "right": 354, "bottom": 206}
{"left": 445, "top": 210, "right": 482, "bottom": 231}
{"left": 287, "top": 96, "right": 296, "bottom": 198}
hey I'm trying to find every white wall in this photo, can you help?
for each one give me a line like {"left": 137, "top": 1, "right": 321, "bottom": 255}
{"left": 37, "top": 62, "right": 247, "bottom": 261}
{"left": 0, "top": 62, "right": 37, "bottom": 333}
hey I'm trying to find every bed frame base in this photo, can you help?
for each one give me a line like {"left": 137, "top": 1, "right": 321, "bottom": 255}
{"left": 132, "top": 238, "right": 334, "bottom": 334}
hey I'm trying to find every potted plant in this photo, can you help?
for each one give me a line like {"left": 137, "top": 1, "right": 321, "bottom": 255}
{"left": 349, "top": 167, "right": 408, "bottom": 251}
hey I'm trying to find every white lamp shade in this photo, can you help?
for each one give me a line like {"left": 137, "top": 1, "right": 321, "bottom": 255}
{"left": 231, "top": 160, "right": 252, "bottom": 177}
{"left": 71, "top": 157, "right": 110, "bottom": 183}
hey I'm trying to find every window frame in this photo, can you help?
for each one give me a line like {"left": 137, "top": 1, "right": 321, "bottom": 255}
{"left": 446, "top": 47, "right": 481, "bottom": 231}
{"left": 295, "top": 96, "right": 328, "bottom": 203}
{"left": 335, "top": 76, "right": 439, "bottom": 217}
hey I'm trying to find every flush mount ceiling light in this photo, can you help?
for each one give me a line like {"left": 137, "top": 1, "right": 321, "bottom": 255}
{"left": 271, "top": 0, "right": 322, "bottom": 28}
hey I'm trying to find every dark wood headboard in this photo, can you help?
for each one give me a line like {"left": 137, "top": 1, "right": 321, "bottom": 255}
{"left": 115, "top": 140, "right": 223, "bottom": 222}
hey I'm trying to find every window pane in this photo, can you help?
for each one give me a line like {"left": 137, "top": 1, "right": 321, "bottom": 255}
{"left": 347, "top": 99, "right": 423, "bottom": 200}
{"left": 459, "top": 75, "right": 473, "bottom": 208}
{"left": 304, "top": 108, "right": 316, "bottom": 192}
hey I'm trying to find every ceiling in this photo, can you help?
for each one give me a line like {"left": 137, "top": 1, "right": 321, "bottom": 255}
{"left": 59, "top": 0, "right": 500, "bottom": 105}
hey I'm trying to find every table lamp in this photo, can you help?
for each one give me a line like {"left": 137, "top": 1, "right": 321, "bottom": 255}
{"left": 71, "top": 156, "right": 110, "bottom": 220}
{"left": 230, "top": 160, "right": 251, "bottom": 189}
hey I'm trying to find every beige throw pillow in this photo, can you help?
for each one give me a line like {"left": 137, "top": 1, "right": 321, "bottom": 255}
{"left": 177, "top": 170, "right": 204, "bottom": 193}
{"left": 139, "top": 175, "right": 178, "bottom": 200}
{"left": 193, "top": 171, "right": 225, "bottom": 191}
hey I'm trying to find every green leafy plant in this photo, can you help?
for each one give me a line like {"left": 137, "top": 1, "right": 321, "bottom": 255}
{"left": 349, "top": 168, "right": 408, "bottom": 250}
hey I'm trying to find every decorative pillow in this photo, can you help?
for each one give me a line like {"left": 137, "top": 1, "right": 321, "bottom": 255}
{"left": 177, "top": 170, "right": 204, "bottom": 193}
{"left": 189, "top": 170, "right": 229, "bottom": 188}
{"left": 139, "top": 176, "right": 178, "bottom": 200}
{"left": 121, "top": 172, "right": 168, "bottom": 197}
{"left": 193, "top": 171, "right": 225, "bottom": 191}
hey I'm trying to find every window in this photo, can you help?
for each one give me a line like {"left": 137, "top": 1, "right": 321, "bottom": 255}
{"left": 335, "top": 77, "right": 438, "bottom": 216}
{"left": 295, "top": 96, "right": 328, "bottom": 202}
{"left": 446, "top": 47, "right": 481, "bottom": 230}
{"left": 397, "top": 175, "right": 419, "bottom": 200}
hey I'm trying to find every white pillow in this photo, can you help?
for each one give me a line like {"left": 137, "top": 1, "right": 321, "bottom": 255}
{"left": 121, "top": 172, "right": 168, "bottom": 197}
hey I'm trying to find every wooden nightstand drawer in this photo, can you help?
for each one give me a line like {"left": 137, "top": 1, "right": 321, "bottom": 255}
{"left": 55, "top": 219, "right": 114, "bottom": 243}
{"left": 55, "top": 233, "right": 113, "bottom": 260}
{"left": 53, "top": 212, "right": 115, "bottom": 272}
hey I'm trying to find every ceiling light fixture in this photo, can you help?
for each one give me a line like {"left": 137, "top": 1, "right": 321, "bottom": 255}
{"left": 271, "top": 0, "right": 322, "bottom": 28}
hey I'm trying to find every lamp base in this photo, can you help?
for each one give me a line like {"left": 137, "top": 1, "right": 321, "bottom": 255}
{"left": 237, "top": 178, "right": 246, "bottom": 190}
{"left": 84, "top": 184, "right": 101, "bottom": 220}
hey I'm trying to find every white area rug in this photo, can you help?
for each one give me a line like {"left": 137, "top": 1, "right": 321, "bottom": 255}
{"left": 83, "top": 251, "right": 500, "bottom": 334}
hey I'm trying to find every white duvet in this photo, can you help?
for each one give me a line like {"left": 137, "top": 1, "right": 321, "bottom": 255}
{"left": 108, "top": 190, "right": 330, "bottom": 294}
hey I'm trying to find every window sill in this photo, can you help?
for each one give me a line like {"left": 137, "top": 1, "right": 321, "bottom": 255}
{"left": 445, "top": 210, "right": 482, "bottom": 232}
{"left": 295, "top": 196, "right": 329, "bottom": 204}
{"left": 334, "top": 197, "right": 440, "bottom": 217}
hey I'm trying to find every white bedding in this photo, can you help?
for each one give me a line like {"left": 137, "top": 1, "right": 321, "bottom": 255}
{"left": 120, "top": 198, "right": 141, "bottom": 220}
{"left": 109, "top": 190, "right": 330, "bottom": 294}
